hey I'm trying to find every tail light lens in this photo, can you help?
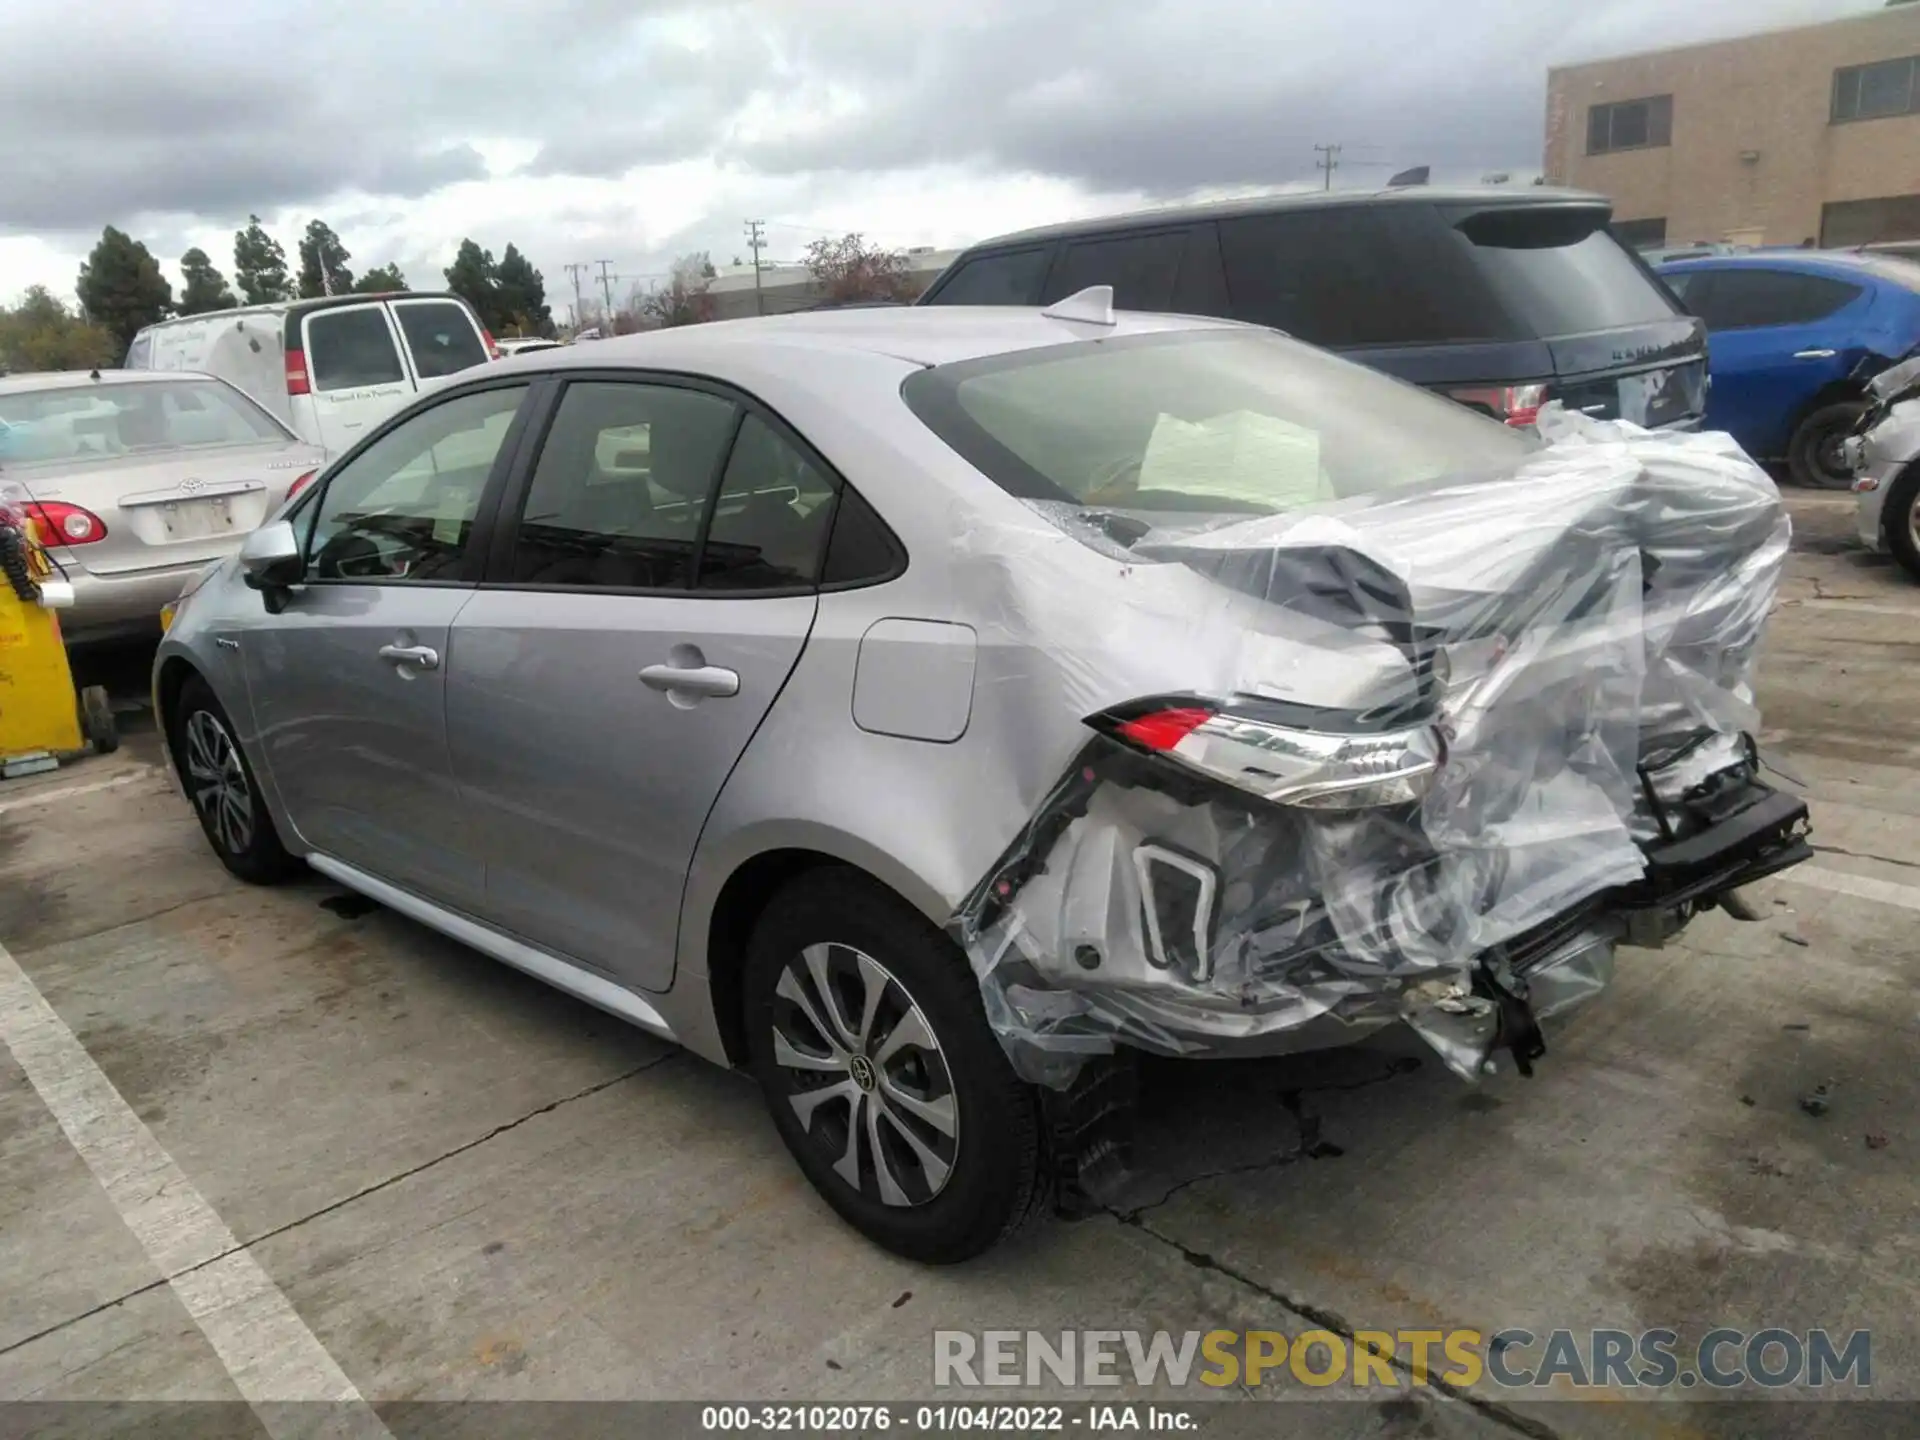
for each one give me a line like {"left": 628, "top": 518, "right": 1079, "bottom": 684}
{"left": 482, "top": 329, "right": 502, "bottom": 360}
{"left": 286, "top": 469, "right": 319, "bottom": 501}
{"left": 1095, "top": 699, "right": 1444, "bottom": 810}
{"left": 1448, "top": 383, "right": 1549, "bottom": 428}
{"left": 26, "top": 501, "right": 108, "bottom": 547}
{"left": 285, "top": 347, "right": 311, "bottom": 396}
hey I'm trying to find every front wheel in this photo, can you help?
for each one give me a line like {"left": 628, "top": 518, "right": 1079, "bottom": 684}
{"left": 744, "top": 869, "right": 1047, "bottom": 1263}
{"left": 172, "top": 675, "right": 301, "bottom": 884}
{"left": 1788, "top": 400, "right": 1868, "bottom": 490}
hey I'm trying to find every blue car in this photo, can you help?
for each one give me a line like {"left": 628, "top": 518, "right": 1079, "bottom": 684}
{"left": 1657, "top": 251, "right": 1920, "bottom": 488}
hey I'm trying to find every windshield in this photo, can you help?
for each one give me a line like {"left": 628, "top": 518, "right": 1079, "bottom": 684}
{"left": 902, "top": 330, "right": 1536, "bottom": 519}
{"left": 0, "top": 378, "right": 288, "bottom": 465}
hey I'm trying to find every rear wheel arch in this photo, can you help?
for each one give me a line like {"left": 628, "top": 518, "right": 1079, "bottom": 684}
{"left": 702, "top": 846, "right": 958, "bottom": 1069}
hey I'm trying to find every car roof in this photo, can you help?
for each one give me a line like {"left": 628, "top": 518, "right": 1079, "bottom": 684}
{"left": 1657, "top": 250, "right": 1904, "bottom": 276}
{"left": 493, "top": 303, "right": 1249, "bottom": 373}
{"left": 134, "top": 290, "right": 473, "bottom": 333}
{"left": 0, "top": 368, "right": 213, "bottom": 395}
{"left": 952, "top": 185, "right": 1609, "bottom": 251}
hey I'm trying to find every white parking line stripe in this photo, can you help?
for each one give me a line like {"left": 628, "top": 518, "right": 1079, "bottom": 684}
{"left": 0, "top": 939, "right": 390, "bottom": 1434}
{"left": 1783, "top": 865, "right": 1920, "bottom": 913}
{"left": 0, "top": 771, "right": 156, "bottom": 816}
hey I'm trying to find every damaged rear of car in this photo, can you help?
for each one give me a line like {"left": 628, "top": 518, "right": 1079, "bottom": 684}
{"left": 904, "top": 325, "right": 1809, "bottom": 1110}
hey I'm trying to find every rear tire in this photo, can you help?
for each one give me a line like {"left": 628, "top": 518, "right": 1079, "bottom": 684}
{"left": 1885, "top": 463, "right": 1920, "bottom": 584}
{"left": 173, "top": 675, "right": 301, "bottom": 884}
{"left": 744, "top": 868, "right": 1047, "bottom": 1263}
{"left": 1788, "top": 400, "right": 1867, "bottom": 490}
{"left": 80, "top": 685, "right": 117, "bottom": 754}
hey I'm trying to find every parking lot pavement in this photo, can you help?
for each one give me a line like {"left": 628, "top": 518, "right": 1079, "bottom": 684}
{"left": 1, "top": 489, "right": 1916, "bottom": 1438}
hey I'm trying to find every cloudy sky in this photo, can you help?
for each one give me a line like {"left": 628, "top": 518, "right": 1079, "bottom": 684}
{"left": 0, "top": 0, "right": 1878, "bottom": 315}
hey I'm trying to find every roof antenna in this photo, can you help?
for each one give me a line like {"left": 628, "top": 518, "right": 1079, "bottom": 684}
{"left": 1040, "top": 285, "right": 1116, "bottom": 327}
{"left": 89, "top": 368, "right": 101, "bottom": 381}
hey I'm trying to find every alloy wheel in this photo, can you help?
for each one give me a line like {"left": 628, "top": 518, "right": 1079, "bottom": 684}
{"left": 1909, "top": 490, "right": 1920, "bottom": 561}
{"left": 184, "top": 710, "right": 254, "bottom": 855}
{"left": 770, "top": 942, "right": 960, "bottom": 1207}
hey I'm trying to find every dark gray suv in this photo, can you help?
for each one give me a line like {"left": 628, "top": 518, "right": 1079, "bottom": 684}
{"left": 918, "top": 186, "right": 1707, "bottom": 432}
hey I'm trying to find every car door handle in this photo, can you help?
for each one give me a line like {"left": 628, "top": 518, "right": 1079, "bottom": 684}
{"left": 640, "top": 662, "right": 739, "bottom": 698}
{"left": 1793, "top": 349, "right": 1838, "bottom": 360}
{"left": 378, "top": 643, "right": 440, "bottom": 670}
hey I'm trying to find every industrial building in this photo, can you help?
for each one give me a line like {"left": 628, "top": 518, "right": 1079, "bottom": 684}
{"left": 1544, "top": 4, "right": 1920, "bottom": 249}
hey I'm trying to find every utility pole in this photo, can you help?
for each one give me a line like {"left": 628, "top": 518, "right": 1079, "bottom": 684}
{"left": 744, "top": 219, "right": 767, "bottom": 315}
{"left": 1315, "top": 143, "right": 1342, "bottom": 191}
{"left": 564, "top": 262, "right": 589, "bottom": 325}
{"left": 594, "top": 260, "right": 617, "bottom": 322}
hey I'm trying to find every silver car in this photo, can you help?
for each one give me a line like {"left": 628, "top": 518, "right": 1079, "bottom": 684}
{"left": 1849, "top": 353, "right": 1920, "bottom": 578}
{"left": 154, "top": 302, "right": 1809, "bottom": 1261}
{"left": 0, "top": 370, "right": 323, "bottom": 643}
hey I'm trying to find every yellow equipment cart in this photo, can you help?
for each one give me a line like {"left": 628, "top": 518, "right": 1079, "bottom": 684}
{"left": 0, "top": 498, "right": 116, "bottom": 778}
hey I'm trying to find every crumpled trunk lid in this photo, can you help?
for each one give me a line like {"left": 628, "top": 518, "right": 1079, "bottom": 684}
{"left": 949, "top": 408, "right": 1806, "bottom": 1088}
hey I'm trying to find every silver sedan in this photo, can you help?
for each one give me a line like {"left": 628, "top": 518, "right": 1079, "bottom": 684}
{"left": 0, "top": 370, "right": 322, "bottom": 643}
{"left": 152, "top": 303, "right": 1806, "bottom": 1261}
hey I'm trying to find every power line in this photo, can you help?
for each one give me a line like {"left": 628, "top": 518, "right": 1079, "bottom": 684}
{"left": 594, "top": 260, "right": 617, "bottom": 318}
{"left": 1314, "top": 143, "right": 1342, "bottom": 191}
{"left": 744, "top": 220, "right": 767, "bottom": 316}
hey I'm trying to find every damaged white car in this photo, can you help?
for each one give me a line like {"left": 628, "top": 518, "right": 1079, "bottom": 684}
{"left": 156, "top": 294, "right": 1810, "bottom": 1263}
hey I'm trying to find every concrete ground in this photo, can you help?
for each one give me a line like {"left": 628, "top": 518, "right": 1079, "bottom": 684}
{"left": 2, "top": 491, "right": 1916, "bottom": 1439}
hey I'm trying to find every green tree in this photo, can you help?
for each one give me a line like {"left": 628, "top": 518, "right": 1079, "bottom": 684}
{"left": 177, "top": 248, "right": 239, "bottom": 315}
{"left": 75, "top": 227, "right": 174, "bottom": 350}
{"left": 232, "top": 215, "right": 291, "bottom": 304}
{"left": 296, "top": 219, "right": 354, "bottom": 298}
{"left": 443, "top": 239, "right": 502, "bottom": 328}
{"left": 493, "top": 244, "right": 552, "bottom": 336}
{"left": 0, "top": 287, "right": 121, "bottom": 373}
{"left": 354, "top": 262, "right": 409, "bottom": 293}
{"left": 802, "top": 233, "right": 916, "bottom": 305}
{"left": 640, "top": 252, "right": 717, "bottom": 328}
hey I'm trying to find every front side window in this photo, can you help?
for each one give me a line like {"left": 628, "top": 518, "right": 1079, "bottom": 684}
{"left": 927, "top": 249, "right": 1051, "bottom": 305}
{"left": 507, "top": 381, "right": 737, "bottom": 589}
{"left": 903, "top": 330, "right": 1534, "bottom": 522}
{"left": 1587, "top": 95, "right": 1673, "bottom": 154}
{"left": 305, "top": 385, "right": 525, "bottom": 581}
{"left": 393, "top": 301, "right": 490, "bottom": 378}
{"left": 1834, "top": 56, "right": 1919, "bottom": 123}
{"left": 0, "top": 379, "right": 287, "bottom": 464}
{"left": 306, "top": 307, "right": 406, "bottom": 391}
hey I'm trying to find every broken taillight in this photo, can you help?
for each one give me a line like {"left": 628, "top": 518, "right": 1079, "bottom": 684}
{"left": 1094, "top": 698, "right": 1443, "bottom": 811}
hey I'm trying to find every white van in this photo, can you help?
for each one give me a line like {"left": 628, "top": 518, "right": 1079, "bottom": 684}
{"left": 124, "top": 292, "right": 498, "bottom": 460}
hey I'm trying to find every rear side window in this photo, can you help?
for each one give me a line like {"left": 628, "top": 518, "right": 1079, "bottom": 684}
{"left": 1684, "top": 270, "right": 1864, "bottom": 331}
{"left": 927, "top": 249, "right": 1050, "bottom": 305}
{"left": 507, "top": 381, "right": 738, "bottom": 590}
{"left": 1043, "top": 230, "right": 1188, "bottom": 311}
{"left": 700, "top": 414, "right": 840, "bottom": 591}
{"left": 1217, "top": 206, "right": 1496, "bottom": 346}
{"left": 124, "top": 334, "right": 152, "bottom": 368}
{"left": 1443, "top": 205, "right": 1679, "bottom": 336}
{"left": 306, "top": 308, "right": 406, "bottom": 391}
{"left": 394, "top": 301, "right": 489, "bottom": 378}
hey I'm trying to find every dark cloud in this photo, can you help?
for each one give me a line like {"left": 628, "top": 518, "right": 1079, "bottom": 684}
{"left": 0, "top": 0, "right": 1876, "bottom": 238}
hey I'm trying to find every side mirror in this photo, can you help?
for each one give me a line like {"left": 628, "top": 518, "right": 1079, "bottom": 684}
{"left": 239, "top": 521, "right": 303, "bottom": 611}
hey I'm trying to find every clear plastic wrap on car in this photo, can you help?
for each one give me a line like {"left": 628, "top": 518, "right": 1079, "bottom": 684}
{"left": 947, "top": 408, "right": 1791, "bottom": 1087}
